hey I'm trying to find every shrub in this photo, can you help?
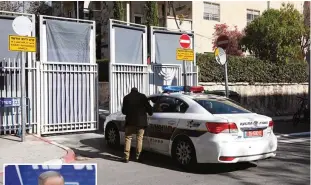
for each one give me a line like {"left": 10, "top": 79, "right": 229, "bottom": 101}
{"left": 97, "top": 54, "right": 308, "bottom": 83}
{"left": 197, "top": 53, "right": 308, "bottom": 84}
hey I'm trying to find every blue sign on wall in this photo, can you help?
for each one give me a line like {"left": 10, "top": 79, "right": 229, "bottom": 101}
{"left": 4, "top": 164, "right": 97, "bottom": 185}
{"left": 0, "top": 98, "right": 20, "bottom": 107}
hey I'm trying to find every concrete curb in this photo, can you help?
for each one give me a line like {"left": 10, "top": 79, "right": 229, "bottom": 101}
{"left": 32, "top": 134, "right": 76, "bottom": 164}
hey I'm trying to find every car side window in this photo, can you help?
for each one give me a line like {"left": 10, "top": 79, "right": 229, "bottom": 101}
{"left": 153, "top": 96, "right": 189, "bottom": 113}
{"left": 148, "top": 96, "right": 159, "bottom": 110}
{"left": 175, "top": 98, "right": 189, "bottom": 113}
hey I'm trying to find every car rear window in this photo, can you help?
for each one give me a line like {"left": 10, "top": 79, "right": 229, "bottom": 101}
{"left": 194, "top": 98, "right": 251, "bottom": 114}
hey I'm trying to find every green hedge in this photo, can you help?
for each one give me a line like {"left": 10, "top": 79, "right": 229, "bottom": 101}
{"left": 197, "top": 53, "right": 308, "bottom": 83}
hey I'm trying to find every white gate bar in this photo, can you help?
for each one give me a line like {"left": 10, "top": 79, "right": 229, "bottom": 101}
{"left": 109, "top": 19, "right": 148, "bottom": 114}
{"left": 40, "top": 63, "right": 97, "bottom": 134}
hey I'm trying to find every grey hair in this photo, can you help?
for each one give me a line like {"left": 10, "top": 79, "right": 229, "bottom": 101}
{"left": 38, "top": 171, "right": 64, "bottom": 185}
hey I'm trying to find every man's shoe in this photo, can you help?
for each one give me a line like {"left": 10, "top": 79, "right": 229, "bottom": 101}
{"left": 135, "top": 158, "right": 143, "bottom": 163}
{"left": 121, "top": 158, "right": 129, "bottom": 163}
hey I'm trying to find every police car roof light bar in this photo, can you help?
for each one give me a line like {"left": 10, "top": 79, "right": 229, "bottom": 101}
{"left": 162, "top": 85, "right": 184, "bottom": 93}
{"left": 190, "top": 86, "right": 204, "bottom": 93}
{"left": 161, "top": 85, "right": 204, "bottom": 93}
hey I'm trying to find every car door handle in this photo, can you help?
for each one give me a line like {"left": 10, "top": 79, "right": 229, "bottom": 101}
{"left": 168, "top": 120, "right": 176, "bottom": 125}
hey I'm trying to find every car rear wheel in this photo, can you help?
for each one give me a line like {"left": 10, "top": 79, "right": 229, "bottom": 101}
{"left": 105, "top": 123, "right": 120, "bottom": 148}
{"left": 172, "top": 137, "right": 197, "bottom": 170}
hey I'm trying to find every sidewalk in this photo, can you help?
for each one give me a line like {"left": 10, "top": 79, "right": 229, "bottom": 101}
{"left": 0, "top": 134, "right": 75, "bottom": 174}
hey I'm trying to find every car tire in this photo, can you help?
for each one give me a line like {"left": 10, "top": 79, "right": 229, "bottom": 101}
{"left": 172, "top": 136, "right": 197, "bottom": 170}
{"left": 105, "top": 123, "right": 120, "bottom": 148}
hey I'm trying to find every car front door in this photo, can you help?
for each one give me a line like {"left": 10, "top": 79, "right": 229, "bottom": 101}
{"left": 147, "top": 96, "right": 185, "bottom": 154}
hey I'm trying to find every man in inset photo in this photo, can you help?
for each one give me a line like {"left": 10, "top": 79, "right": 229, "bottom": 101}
{"left": 38, "top": 171, "right": 65, "bottom": 185}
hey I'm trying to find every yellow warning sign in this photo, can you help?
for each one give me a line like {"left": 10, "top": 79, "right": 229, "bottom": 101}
{"left": 9, "top": 35, "right": 36, "bottom": 52}
{"left": 176, "top": 48, "right": 194, "bottom": 61}
{"left": 214, "top": 48, "right": 219, "bottom": 57}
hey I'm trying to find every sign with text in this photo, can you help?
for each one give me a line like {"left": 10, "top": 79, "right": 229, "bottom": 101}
{"left": 9, "top": 35, "right": 36, "bottom": 52}
{"left": 176, "top": 48, "right": 194, "bottom": 61}
{"left": 0, "top": 98, "right": 20, "bottom": 107}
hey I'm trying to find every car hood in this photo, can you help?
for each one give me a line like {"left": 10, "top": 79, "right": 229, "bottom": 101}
{"left": 106, "top": 111, "right": 125, "bottom": 121}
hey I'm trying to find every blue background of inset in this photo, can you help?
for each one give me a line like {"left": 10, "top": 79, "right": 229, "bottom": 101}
{"left": 4, "top": 164, "right": 96, "bottom": 185}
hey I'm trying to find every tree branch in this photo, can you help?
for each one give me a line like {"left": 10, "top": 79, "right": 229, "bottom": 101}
{"left": 168, "top": 1, "right": 180, "bottom": 31}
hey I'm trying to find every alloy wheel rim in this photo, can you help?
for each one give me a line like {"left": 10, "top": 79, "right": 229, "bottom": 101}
{"left": 108, "top": 128, "right": 116, "bottom": 144}
{"left": 176, "top": 141, "right": 192, "bottom": 165}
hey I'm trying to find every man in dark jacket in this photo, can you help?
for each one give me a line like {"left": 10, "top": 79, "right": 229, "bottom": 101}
{"left": 121, "top": 87, "right": 153, "bottom": 163}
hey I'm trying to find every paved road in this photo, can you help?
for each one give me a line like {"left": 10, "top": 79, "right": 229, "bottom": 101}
{"left": 273, "top": 120, "right": 309, "bottom": 135}
{"left": 46, "top": 123, "right": 310, "bottom": 185}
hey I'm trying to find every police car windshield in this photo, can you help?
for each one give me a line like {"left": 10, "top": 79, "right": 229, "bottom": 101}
{"left": 194, "top": 98, "right": 251, "bottom": 114}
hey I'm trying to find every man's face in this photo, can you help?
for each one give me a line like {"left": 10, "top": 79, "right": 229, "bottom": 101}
{"left": 43, "top": 176, "right": 64, "bottom": 185}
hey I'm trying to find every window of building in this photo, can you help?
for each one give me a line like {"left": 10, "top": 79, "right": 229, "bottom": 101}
{"left": 68, "top": 11, "right": 72, "bottom": 18}
{"left": 247, "top": 9, "right": 260, "bottom": 25}
{"left": 203, "top": 2, "right": 220, "bottom": 21}
{"left": 134, "top": 14, "right": 143, "bottom": 24}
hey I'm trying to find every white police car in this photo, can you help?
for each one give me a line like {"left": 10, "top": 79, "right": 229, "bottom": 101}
{"left": 104, "top": 86, "right": 277, "bottom": 168}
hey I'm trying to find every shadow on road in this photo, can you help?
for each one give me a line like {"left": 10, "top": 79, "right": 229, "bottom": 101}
{"left": 74, "top": 137, "right": 257, "bottom": 174}
{"left": 273, "top": 120, "right": 310, "bottom": 135}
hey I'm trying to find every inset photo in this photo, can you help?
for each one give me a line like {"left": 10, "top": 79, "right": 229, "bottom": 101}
{"left": 3, "top": 164, "right": 97, "bottom": 185}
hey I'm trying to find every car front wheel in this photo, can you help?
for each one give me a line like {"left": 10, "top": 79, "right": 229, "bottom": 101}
{"left": 105, "top": 123, "right": 120, "bottom": 148}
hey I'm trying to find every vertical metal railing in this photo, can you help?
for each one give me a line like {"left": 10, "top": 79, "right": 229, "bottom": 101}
{"left": 40, "top": 62, "right": 98, "bottom": 134}
{"left": 0, "top": 58, "right": 36, "bottom": 135}
{"left": 110, "top": 63, "right": 149, "bottom": 114}
{"left": 150, "top": 64, "right": 182, "bottom": 94}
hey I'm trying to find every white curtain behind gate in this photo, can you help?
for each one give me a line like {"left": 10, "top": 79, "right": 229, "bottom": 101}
{"left": 46, "top": 20, "right": 91, "bottom": 63}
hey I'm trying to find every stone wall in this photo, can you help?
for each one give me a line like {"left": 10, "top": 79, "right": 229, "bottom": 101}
{"left": 201, "top": 82, "right": 308, "bottom": 116}
{"left": 98, "top": 82, "right": 309, "bottom": 116}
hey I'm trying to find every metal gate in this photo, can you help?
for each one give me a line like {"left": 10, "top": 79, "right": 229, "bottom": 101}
{"left": 109, "top": 21, "right": 198, "bottom": 113}
{"left": 109, "top": 20, "right": 148, "bottom": 114}
{"left": 149, "top": 26, "right": 198, "bottom": 94}
{"left": 0, "top": 11, "right": 37, "bottom": 135}
{"left": 39, "top": 15, "right": 98, "bottom": 134}
{"left": 1, "top": 12, "right": 98, "bottom": 135}
{"left": 149, "top": 64, "right": 182, "bottom": 95}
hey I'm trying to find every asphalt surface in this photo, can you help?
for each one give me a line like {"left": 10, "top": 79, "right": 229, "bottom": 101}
{"left": 273, "top": 120, "right": 310, "bottom": 135}
{"left": 45, "top": 120, "right": 310, "bottom": 185}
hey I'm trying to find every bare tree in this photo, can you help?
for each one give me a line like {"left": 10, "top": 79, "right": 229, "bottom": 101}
{"left": 27, "top": 1, "right": 52, "bottom": 15}
{"left": 303, "top": 1, "right": 310, "bottom": 53}
{"left": 168, "top": 1, "right": 181, "bottom": 30}
{"left": 167, "top": 2, "right": 191, "bottom": 31}
{"left": 89, "top": 2, "right": 114, "bottom": 59}
{"left": 0, "top": 1, "right": 22, "bottom": 12}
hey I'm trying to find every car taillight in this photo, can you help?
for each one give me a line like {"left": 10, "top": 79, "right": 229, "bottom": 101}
{"left": 219, "top": 156, "right": 235, "bottom": 161}
{"left": 269, "top": 120, "right": 274, "bottom": 130}
{"left": 205, "top": 122, "right": 238, "bottom": 134}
